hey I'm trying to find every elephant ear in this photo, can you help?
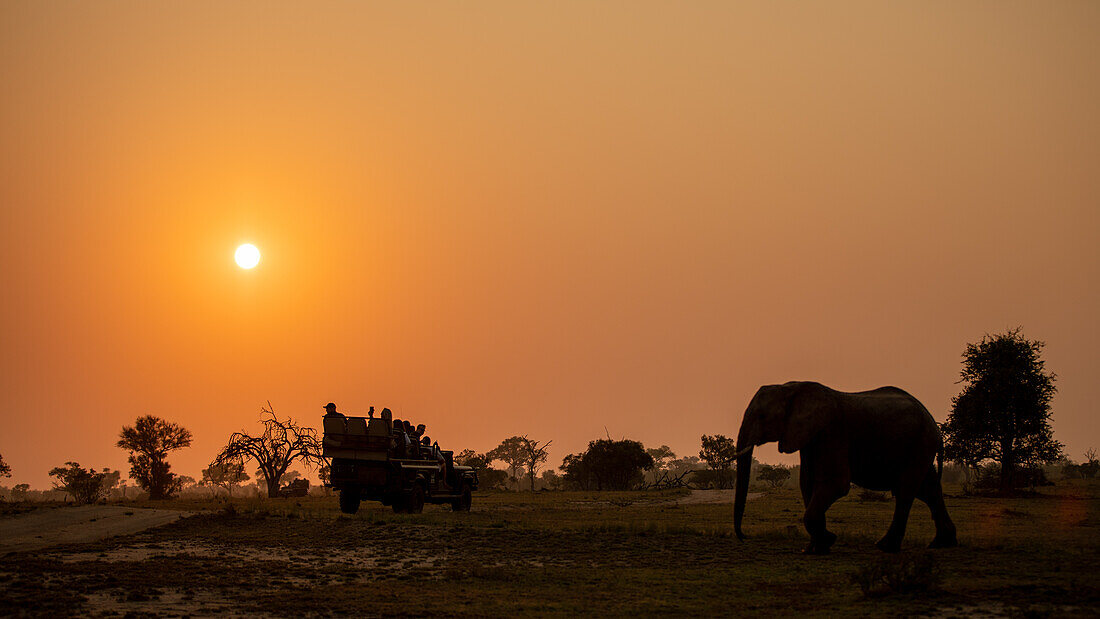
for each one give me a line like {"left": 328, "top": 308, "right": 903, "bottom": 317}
{"left": 778, "top": 383, "right": 832, "bottom": 454}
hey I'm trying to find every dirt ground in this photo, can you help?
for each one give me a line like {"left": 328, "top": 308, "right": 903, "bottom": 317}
{"left": 0, "top": 505, "right": 189, "bottom": 554}
{"left": 1, "top": 484, "right": 1097, "bottom": 616}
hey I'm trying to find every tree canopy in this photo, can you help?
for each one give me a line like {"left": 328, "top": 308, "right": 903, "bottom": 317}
{"left": 455, "top": 449, "right": 509, "bottom": 490}
{"left": 486, "top": 437, "right": 528, "bottom": 488}
{"left": 699, "top": 434, "right": 738, "bottom": 489}
{"left": 941, "top": 328, "right": 1062, "bottom": 493}
{"left": 562, "top": 438, "right": 654, "bottom": 490}
{"left": 0, "top": 452, "right": 10, "bottom": 479}
{"left": 200, "top": 461, "right": 250, "bottom": 497}
{"left": 49, "top": 461, "right": 112, "bottom": 504}
{"left": 117, "top": 415, "right": 193, "bottom": 500}
{"left": 488, "top": 435, "right": 552, "bottom": 491}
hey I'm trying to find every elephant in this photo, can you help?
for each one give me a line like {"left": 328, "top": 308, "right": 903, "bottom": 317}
{"left": 733, "top": 381, "right": 957, "bottom": 554}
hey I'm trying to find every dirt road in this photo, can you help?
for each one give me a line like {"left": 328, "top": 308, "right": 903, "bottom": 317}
{"left": 0, "top": 505, "right": 189, "bottom": 554}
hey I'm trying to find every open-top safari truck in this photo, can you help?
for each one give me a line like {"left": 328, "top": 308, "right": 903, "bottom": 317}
{"left": 322, "top": 413, "right": 478, "bottom": 514}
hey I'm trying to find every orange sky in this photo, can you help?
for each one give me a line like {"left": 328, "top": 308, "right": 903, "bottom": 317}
{"left": 2, "top": 2, "right": 1098, "bottom": 489}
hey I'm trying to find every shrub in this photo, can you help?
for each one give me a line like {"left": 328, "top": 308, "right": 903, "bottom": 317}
{"left": 48, "top": 462, "right": 111, "bottom": 504}
{"left": 852, "top": 553, "right": 941, "bottom": 597}
{"left": 858, "top": 489, "right": 890, "bottom": 502}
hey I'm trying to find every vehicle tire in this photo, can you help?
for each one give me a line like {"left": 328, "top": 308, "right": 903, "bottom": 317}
{"left": 452, "top": 484, "right": 472, "bottom": 512}
{"left": 391, "top": 497, "right": 408, "bottom": 514}
{"left": 408, "top": 484, "right": 425, "bottom": 514}
{"left": 338, "top": 488, "right": 361, "bottom": 515}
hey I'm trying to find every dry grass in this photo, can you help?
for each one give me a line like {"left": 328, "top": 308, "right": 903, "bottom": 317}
{"left": 1, "top": 481, "right": 1098, "bottom": 616}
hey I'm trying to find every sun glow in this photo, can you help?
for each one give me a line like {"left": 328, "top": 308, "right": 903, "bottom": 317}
{"left": 235, "top": 244, "right": 261, "bottom": 269}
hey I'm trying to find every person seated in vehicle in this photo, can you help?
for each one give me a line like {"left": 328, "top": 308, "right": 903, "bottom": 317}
{"left": 414, "top": 423, "right": 426, "bottom": 440}
{"left": 322, "top": 402, "right": 345, "bottom": 419}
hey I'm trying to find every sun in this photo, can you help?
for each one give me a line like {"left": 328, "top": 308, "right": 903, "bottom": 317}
{"left": 234, "top": 243, "right": 261, "bottom": 269}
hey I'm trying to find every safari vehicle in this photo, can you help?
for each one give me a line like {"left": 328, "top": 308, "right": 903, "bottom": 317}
{"left": 322, "top": 414, "right": 478, "bottom": 514}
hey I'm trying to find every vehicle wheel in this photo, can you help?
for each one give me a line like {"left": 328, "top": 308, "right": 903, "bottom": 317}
{"left": 338, "top": 488, "right": 361, "bottom": 515}
{"left": 408, "top": 484, "right": 426, "bottom": 514}
{"left": 391, "top": 499, "right": 407, "bottom": 513}
{"left": 452, "top": 484, "right": 472, "bottom": 512}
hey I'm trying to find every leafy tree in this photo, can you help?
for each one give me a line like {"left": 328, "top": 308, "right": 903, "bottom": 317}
{"left": 646, "top": 446, "right": 676, "bottom": 472}
{"left": 561, "top": 452, "right": 596, "bottom": 490}
{"left": 210, "top": 402, "right": 325, "bottom": 498}
{"left": 757, "top": 464, "right": 791, "bottom": 489}
{"left": 200, "top": 462, "right": 250, "bottom": 497}
{"left": 941, "top": 329, "right": 1062, "bottom": 494}
{"left": 12, "top": 483, "right": 30, "bottom": 501}
{"left": 699, "top": 434, "right": 738, "bottom": 489}
{"left": 455, "top": 449, "right": 509, "bottom": 490}
{"left": 487, "top": 437, "right": 528, "bottom": 489}
{"left": 540, "top": 469, "right": 563, "bottom": 490}
{"left": 117, "top": 415, "right": 193, "bottom": 500}
{"left": 668, "top": 455, "right": 701, "bottom": 478}
{"left": 0, "top": 452, "right": 10, "bottom": 478}
{"left": 101, "top": 468, "right": 122, "bottom": 495}
{"left": 562, "top": 439, "right": 654, "bottom": 490}
{"left": 48, "top": 462, "right": 111, "bottom": 504}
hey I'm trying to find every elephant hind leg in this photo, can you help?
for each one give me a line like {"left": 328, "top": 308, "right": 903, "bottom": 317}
{"left": 916, "top": 465, "right": 958, "bottom": 549}
{"left": 875, "top": 493, "right": 914, "bottom": 553}
{"left": 876, "top": 466, "right": 927, "bottom": 553}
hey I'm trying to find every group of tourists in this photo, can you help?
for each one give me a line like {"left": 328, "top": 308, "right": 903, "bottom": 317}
{"left": 322, "top": 402, "right": 435, "bottom": 454}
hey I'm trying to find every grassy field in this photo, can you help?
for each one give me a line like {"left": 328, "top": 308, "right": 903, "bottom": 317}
{"left": 2, "top": 481, "right": 1097, "bottom": 616}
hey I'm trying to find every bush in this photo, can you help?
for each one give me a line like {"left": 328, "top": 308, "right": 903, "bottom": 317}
{"left": 858, "top": 489, "right": 890, "bottom": 502}
{"left": 852, "top": 553, "right": 941, "bottom": 597}
{"left": 757, "top": 465, "right": 791, "bottom": 489}
{"left": 48, "top": 462, "right": 111, "bottom": 504}
{"left": 964, "top": 463, "right": 1053, "bottom": 495}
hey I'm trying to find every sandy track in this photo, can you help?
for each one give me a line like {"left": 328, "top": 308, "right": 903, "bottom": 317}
{"left": 0, "top": 505, "right": 189, "bottom": 555}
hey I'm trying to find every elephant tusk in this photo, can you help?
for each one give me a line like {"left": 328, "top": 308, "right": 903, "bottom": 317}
{"left": 735, "top": 445, "right": 754, "bottom": 458}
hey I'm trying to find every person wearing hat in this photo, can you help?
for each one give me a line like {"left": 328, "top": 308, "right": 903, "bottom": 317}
{"left": 322, "top": 402, "right": 346, "bottom": 420}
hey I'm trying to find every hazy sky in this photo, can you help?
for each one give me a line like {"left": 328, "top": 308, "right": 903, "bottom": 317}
{"left": 2, "top": 2, "right": 1098, "bottom": 488}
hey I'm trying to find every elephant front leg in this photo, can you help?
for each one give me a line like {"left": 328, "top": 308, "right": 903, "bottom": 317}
{"left": 802, "top": 485, "right": 844, "bottom": 555}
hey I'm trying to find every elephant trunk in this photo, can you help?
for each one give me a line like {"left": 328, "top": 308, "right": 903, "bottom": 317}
{"left": 734, "top": 445, "right": 753, "bottom": 541}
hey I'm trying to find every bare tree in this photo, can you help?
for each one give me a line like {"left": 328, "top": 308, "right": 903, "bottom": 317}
{"left": 210, "top": 402, "right": 325, "bottom": 498}
{"left": 520, "top": 436, "right": 552, "bottom": 492}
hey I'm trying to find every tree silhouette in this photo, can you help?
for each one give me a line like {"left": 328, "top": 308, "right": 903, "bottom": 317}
{"left": 48, "top": 462, "right": 111, "bottom": 504}
{"left": 487, "top": 437, "right": 528, "bottom": 489}
{"left": 117, "top": 415, "right": 193, "bottom": 500}
{"left": 757, "top": 464, "right": 791, "bottom": 489}
{"left": 562, "top": 439, "right": 654, "bottom": 490}
{"left": 455, "top": 449, "right": 509, "bottom": 490}
{"left": 646, "top": 445, "right": 676, "bottom": 472}
{"left": 12, "top": 483, "right": 30, "bottom": 501}
{"left": 210, "top": 402, "right": 325, "bottom": 498}
{"left": 699, "top": 434, "right": 738, "bottom": 489}
{"left": 941, "top": 328, "right": 1062, "bottom": 494}
{"left": 0, "top": 452, "right": 10, "bottom": 478}
{"left": 200, "top": 462, "right": 250, "bottom": 497}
